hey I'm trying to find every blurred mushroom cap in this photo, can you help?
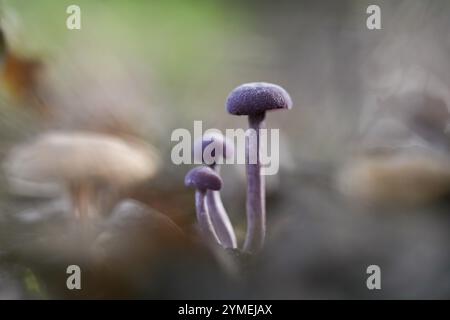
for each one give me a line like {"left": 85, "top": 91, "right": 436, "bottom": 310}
{"left": 3, "top": 131, "right": 160, "bottom": 190}
{"left": 193, "top": 132, "right": 234, "bottom": 164}
{"left": 337, "top": 152, "right": 450, "bottom": 206}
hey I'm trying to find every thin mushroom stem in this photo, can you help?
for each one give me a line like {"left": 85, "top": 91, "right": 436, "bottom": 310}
{"left": 70, "top": 182, "right": 100, "bottom": 221}
{"left": 206, "top": 174, "right": 237, "bottom": 248}
{"left": 195, "top": 190, "right": 220, "bottom": 244}
{"left": 69, "top": 182, "right": 98, "bottom": 243}
{"left": 206, "top": 165, "right": 237, "bottom": 248}
{"left": 70, "top": 183, "right": 90, "bottom": 220}
{"left": 244, "top": 112, "right": 266, "bottom": 253}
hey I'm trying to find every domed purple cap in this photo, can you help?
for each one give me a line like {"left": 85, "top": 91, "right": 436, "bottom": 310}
{"left": 185, "top": 166, "right": 222, "bottom": 191}
{"left": 226, "top": 82, "right": 293, "bottom": 116}
{"left": 193, "top": 132, "right": 234, "bottom": 163}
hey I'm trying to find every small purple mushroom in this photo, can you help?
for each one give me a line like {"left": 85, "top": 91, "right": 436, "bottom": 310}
{"left": 185, "top": 166, "right": 222, "bottom": 244}
{"left": 194, "top": 132, "right": 237, "bottom": 249}
{"left": 226, "top": 82, "right": 292, "bottom": 253}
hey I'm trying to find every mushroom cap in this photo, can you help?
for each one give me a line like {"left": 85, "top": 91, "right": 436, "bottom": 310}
{"left": 184, "top": 166, "right": 222, "bottom": 191}
{"left": 3, "top": 131, "right": 160, "bottom": 190}
{"left": 193, "top": 132, "right": 234, "bottom": 163}
{"left": 337, "top": 151, "right": 450, "bottom": 205}
{"left": 226, "top": 82, "right": 293, "bottom": 116}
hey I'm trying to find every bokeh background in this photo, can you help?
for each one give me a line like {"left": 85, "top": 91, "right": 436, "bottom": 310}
{"left": 1, "top": 0, "right": 450, "bottom": 299}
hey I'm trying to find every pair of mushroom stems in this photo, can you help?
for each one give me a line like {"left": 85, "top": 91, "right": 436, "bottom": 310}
{"left": 195, "top": 190, "right": 221, "bottom": 244}
{"left": 206, "top": 165, "right": 237, "bottom": 249}
{"left": 194, "top": 114, "right": 266, "bottom": 252}
{"left": 244, "top": 113, "right": 266, "bottom": 253}
{"left": 195, "top": 113, "right": 266, "bottom": 253}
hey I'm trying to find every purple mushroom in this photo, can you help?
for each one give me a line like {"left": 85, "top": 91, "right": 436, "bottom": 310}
{"left": 226, "top": 82, "right": 292, "bottom": 253}
{"left": 194, "top": 132, "right": 237, "bottom": 249}
{"left": 185, "top": 166, "right": 222, "bottom": 244}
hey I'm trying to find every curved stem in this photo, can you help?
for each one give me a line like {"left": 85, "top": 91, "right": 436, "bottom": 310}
{"left": 69, "top": 182, "right": 98, "bottom": 244}
{"left": 244, "top": 113, "right": 266, "bottom": 253}
{"left": 70, "top": 182, "right": 90, "bottom": 220}
{"left": 195, "top": 190, "right": 220, "bottom": 244}
{"left": 206, "top": 187, "right": 237, "bottom": 249}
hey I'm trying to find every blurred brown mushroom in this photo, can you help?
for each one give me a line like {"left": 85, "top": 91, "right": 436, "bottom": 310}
{"left": 337, "top": 151, "right": 450, "bottom": 206}
{"left": 3, "top": 131, "right": 160, "bottom": 221}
